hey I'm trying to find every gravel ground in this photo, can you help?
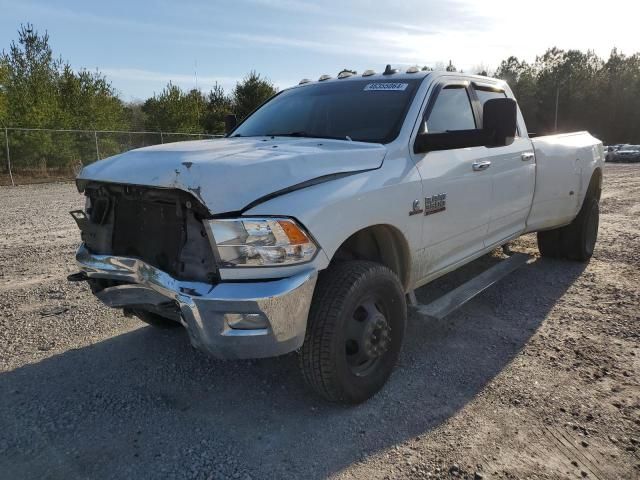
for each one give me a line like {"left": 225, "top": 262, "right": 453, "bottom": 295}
{"left": 0, "top": 165, "right": 638, "bottom": 480}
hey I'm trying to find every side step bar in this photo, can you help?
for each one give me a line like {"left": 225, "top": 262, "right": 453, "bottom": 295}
{"left": 411, "top": 253, "right": 533, "bottom": 321}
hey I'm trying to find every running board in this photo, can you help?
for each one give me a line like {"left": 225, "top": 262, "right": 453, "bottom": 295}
{"left": 411, "top": 253, "right": 533, "bottom": 321}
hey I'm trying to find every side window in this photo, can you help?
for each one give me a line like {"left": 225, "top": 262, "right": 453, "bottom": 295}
{"left": 426, "top": 86, "right": 476, "bottom": 133}
{"left": 474, "top": 87, "right": 520, "bottom": 137}
{"left": 475, "top": 88, "right": 507, "bottom": 105}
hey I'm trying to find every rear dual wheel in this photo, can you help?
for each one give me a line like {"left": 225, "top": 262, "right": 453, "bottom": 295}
{"left": 537, "top": 196, "right": 599, "bottom": 261}
{"left": 299, "top": 261, "right": 406, "bottom": 404}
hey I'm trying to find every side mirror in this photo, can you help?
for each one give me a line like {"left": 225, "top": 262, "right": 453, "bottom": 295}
{"left": 414, "top": 97, "right": 517, "bottom": 154}
{"left": 224, "top": 114, "right": 237, "bottom": 135}
{"left": 413, "top": 129, "right": 490, "bottom": 153}
{"left": 483, "top": 97, "right": 517, "bottom": 146}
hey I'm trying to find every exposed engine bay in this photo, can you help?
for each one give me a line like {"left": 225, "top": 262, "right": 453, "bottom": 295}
{"left": 71, "top": 182, "right": 218, "bottom": 286}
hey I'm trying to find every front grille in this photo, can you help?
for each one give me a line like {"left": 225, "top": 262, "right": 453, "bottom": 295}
{"left": 112, "top": 196, "right": 184, "bottom": 276}
{"left": 80, "top": 183, "right": 218, "bottom": 283}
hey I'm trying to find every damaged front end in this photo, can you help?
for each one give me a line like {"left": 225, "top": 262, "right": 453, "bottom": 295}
{"left": 72, "top": 182, "right": 217, "bottom": 282}
{"left": 70, "top": 182, "right": 218, "bottom": 321}
{"left": 69, "top": 181, "right": 317, "bottom": 359}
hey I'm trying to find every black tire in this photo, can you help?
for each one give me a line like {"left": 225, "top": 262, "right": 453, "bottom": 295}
{"left": 132, "top": 309, "right": 181, "bottom": 329}
{"left": 536, "top": 196, "right": 599, "bottom": 262}
{"left": 562, "top": 197, "right": 599, "bottom": 261}
{"left": 537, "top": 228, "right": 563, "bottom": 258}
{"left": 299, "top": 261, "right": 406, "bottom": 404}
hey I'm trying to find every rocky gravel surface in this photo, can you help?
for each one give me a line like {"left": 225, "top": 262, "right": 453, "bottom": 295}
{"left": 0, "top": 165, "right": 638, "bottom": 479}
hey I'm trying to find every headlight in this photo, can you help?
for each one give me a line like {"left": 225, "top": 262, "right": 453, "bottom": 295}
{"left": 207, "top": 217, "right": 317, "bottom": 267}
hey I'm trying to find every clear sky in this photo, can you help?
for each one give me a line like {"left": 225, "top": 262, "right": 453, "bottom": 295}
{"left": 1, "top": 0, "right": 638, "bottom": 101}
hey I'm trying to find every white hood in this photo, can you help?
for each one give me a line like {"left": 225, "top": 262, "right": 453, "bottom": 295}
{"left": 77, "top": 137, "right": 387, "bottom": 213}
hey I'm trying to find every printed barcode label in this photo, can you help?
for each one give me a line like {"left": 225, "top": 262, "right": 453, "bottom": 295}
{"left": 364, "top": 83, "right": 408, "bottom": 91}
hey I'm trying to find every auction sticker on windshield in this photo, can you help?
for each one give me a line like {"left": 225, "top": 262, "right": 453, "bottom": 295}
{"left": 364, "top": 83, "right": 408, "bottom": 91}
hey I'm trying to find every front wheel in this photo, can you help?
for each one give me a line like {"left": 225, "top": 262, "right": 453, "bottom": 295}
{"left": 299, "top": 261, "right": 406, "bottom": 404}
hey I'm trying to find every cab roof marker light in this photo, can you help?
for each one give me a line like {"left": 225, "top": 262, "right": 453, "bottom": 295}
{"left": 362, "top": 69, "right": 376, "bottom": 76}
{"left": 406, "top": 66, "right": 420, "bottom": 73}
{"left": 337, "top": 69, "right": 356, "bottom": 79}
{"left": 318, "top": 74, "right": 332, "bottom": 81}
{"left": 299, "top": 78, "right": 312, "bottom": 85}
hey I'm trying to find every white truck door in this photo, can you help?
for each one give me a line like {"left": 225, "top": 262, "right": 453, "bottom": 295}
{"left": 411, "top": 82, "right": 492, "bottom": 278}
{"left": 471, "top": 85, "right": 536, "bottom": 247}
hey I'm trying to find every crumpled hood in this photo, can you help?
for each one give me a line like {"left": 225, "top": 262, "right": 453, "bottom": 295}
{"left": 77, "top": 137, "right": 386, "bottom": 213}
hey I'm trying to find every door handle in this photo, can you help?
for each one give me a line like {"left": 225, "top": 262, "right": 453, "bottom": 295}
{"left": 472, "top": 160, "right": 491, "bottom": 171}
{"left": 521, "top": 152, "right": 535, "bottom": 161}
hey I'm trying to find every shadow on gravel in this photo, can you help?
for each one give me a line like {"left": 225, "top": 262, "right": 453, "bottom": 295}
{"left": 0, "top": 253, "right": 587, "bottom": 479}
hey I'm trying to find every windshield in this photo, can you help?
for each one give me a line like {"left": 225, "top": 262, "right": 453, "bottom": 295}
{"left": 231, "top": 79, "right": 422, "bottom": 144}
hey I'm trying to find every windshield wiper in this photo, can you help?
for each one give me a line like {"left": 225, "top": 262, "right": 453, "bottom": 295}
{"left": 266, "top": 131, "right": 352, "bottom": 141}
{"left": 266, "top": 131, "right": 305, "bottom": 137}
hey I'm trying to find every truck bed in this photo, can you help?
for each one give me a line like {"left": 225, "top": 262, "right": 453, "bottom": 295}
{"left": 526, "top": 132, "right": 604, "bottom": 232}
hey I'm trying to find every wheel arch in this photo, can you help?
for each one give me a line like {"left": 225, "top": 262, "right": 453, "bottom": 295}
{"left": 330, "top": 224, "right": 411, "bottom": 291}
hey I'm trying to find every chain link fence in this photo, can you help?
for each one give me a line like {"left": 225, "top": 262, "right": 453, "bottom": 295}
{"left": 0, "top": 127, "right": 223, "bottom": 186}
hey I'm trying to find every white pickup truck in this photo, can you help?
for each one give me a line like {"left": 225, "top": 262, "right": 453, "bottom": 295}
{"left": 70, "top": 68, "right": 603, "bottom": 403}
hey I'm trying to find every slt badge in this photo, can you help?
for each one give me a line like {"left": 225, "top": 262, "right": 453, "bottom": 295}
{"left": 424, "top": 193, "right": 447, "bottom": 216}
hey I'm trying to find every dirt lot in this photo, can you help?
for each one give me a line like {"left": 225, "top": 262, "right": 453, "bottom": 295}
{"left": 0, "top": 164, "right": 638, "bottom": 480}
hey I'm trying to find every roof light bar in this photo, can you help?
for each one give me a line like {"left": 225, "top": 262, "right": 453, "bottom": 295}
{"left": 299, "top": 78, "right": 312, "bottom": 85}
{"left": 362, "top": 69, "right": 376, "bottom": 76}
{"left": 318, "top": 74, "right": 332, "bottom": 81}
{"left": 406, "top": 66, "right": 420, "bottom": 73}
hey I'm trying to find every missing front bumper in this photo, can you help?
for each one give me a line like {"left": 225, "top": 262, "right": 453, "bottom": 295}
{"left": 74, "top": 244, "right": 317, "bottom": 359}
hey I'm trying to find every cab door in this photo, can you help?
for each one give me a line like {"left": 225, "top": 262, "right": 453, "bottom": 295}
{"left": 410, "top": 81, "right": 493, "bottom": 280}
{"left": 470, "top": 84, "right": 536, "bottom": 246}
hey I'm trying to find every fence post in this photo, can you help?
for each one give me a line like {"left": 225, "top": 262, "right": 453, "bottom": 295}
{"left": 4, "top": 127, "right": 14, "bottom": 187}
{"left": 94, "top": 130, "right": 100, "bottom": 160}
{"left": 160, "top": 131, "right": 164, "bottom": 144}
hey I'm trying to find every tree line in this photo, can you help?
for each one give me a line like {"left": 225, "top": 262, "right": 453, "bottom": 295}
{"left": 495, "top": 48, "right": 640, "bottom": 143}
{"left": 0, "top": 25, "right": 276, "bottom": 175}
{"left": 1, "top": 24, "right": 639, "bottom": 176}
